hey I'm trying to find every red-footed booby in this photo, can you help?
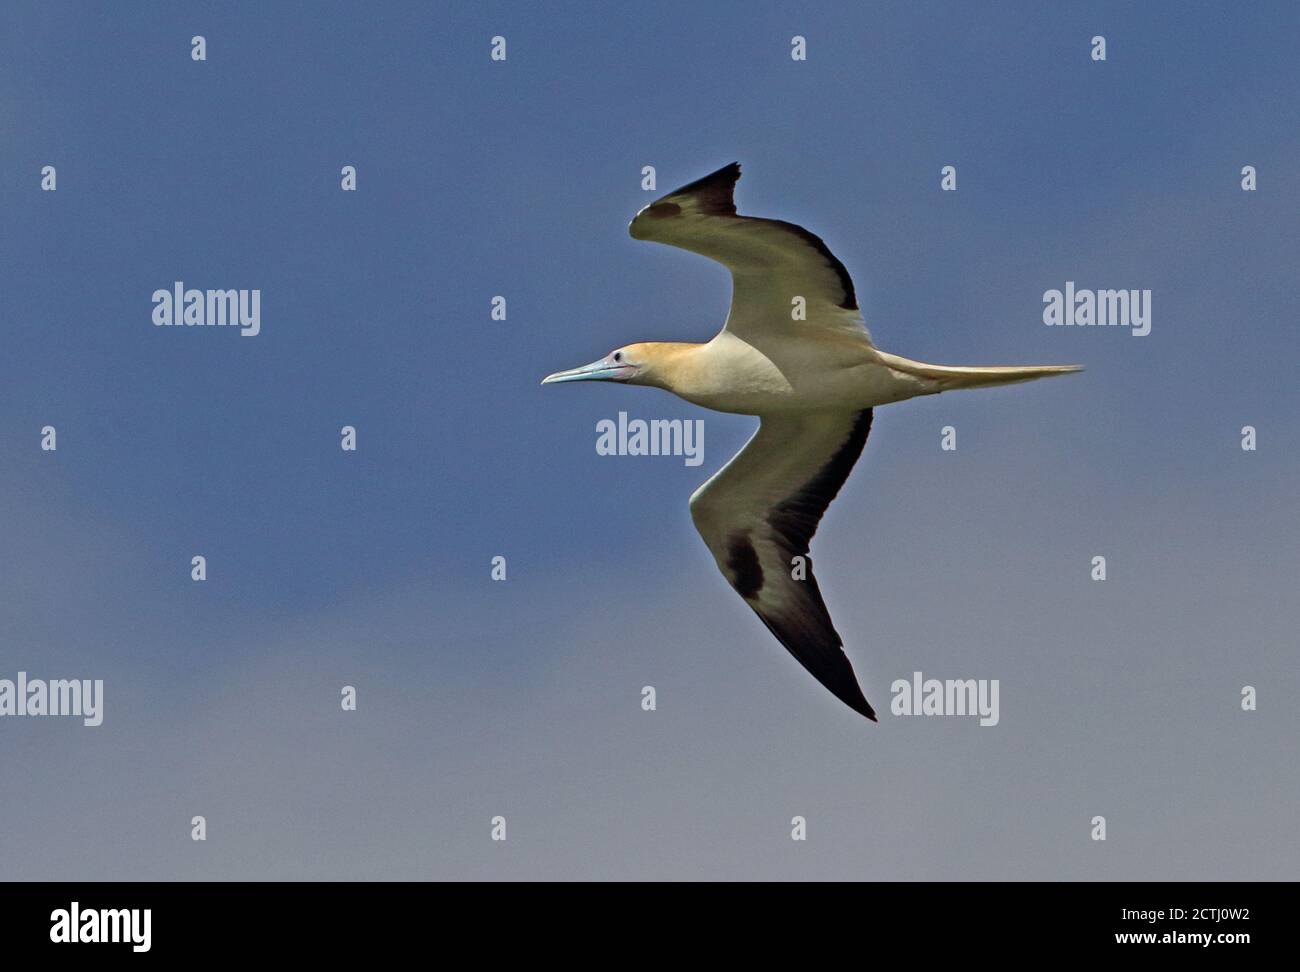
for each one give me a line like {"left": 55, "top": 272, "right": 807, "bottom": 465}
{"left": 543, "top": 163, "right": 1080, "bottom": 721}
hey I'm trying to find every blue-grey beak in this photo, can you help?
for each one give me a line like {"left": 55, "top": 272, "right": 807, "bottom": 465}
{"left": 541, "top": 355, "right": 635, "bottom": 385}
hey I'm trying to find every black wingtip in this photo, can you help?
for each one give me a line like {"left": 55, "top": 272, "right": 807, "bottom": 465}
{"left": 850, "top": 694, "right": 877, "bottom": 722}
{"left": 837, "top": 657, "right": 876, "bottom": 722}
{"left": 826, "top": 665, "right": 876, "bottom": 722}
{"left": 686, "top": 161, "right": 740, "bottom": 184}
{"left": 665, "top": 162, "right": 742, "bottom": 215}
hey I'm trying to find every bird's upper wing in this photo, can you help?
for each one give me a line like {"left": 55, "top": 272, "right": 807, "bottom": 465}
{"left": 689, "top": 408, "right": 876, "bottom": 720}
{"left": 628, "top": 162, "right": 872, "bottom": 344}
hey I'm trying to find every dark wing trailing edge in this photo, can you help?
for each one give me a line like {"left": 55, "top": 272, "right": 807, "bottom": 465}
{"left": 629, "top": 162, "right": 868, "bottom": 339}
{"left": 689, "top": 409, "right": 877, "bottom": 720}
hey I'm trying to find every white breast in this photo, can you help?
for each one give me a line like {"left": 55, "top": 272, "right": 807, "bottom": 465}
{"left": 667, "top": 332, "right": 935, "bottom": 415}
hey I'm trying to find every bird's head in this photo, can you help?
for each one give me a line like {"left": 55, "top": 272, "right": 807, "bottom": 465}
{"left": 541, "top": 343, "right": 656, "bottom": 387}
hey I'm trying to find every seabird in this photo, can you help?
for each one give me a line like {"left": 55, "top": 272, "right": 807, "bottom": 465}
{"left": 543, "top": 163, "right": 1080, "bottom": 721}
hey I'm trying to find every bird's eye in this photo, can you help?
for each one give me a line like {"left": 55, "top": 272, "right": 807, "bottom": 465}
{"left": 613, "top": 352, "right": 623, "bottom": 363}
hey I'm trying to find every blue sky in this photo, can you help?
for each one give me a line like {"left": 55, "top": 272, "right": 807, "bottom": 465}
{"left": 0, "top": 1, "right": 1296, "bottom": 879}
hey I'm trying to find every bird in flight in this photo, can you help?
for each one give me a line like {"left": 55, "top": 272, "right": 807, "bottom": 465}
{"left": 542, "top": 163, "right": 1079, "bottom": 720}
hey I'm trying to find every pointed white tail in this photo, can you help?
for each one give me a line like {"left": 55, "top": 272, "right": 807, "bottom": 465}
{"left": 875, "top": 351, "right": 1083, "bottom": 392}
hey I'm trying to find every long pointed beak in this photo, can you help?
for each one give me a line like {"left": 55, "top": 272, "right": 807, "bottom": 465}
{"left": 541, "top": 355, "right": 634, "bottom": 386}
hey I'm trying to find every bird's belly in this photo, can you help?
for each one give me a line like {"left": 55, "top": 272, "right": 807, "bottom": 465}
{"left": 667, "top": 334, "right": 938, "bottom": 415}
{"left": 815, "top": 361, "right": 938, "bottom": 409}
{"left": 679, "top": 361, "right": 933, "bottom": 415}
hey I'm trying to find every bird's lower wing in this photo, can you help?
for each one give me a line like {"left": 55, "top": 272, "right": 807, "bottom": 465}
{"left": 689, "top": 409, "right": 876, "bottom": 720}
